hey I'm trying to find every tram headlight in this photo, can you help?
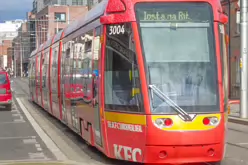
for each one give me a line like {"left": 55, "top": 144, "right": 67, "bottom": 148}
{"left": 203, "top": 117, "right": 219, "bottom": 126}
{"left": 154, "top": 118, "right": 173, "bottom": 128}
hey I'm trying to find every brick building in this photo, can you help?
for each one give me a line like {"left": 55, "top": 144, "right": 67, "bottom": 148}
{"left": 35, "top": 5, "right": 88, "bottom": 45}
{"left": 12, "top": 22, "right": 30, "bottom": 76}
{"left": 221, "top": 0, "right": 240, "bottom": 99}
{"left": 0, "top": 40, "right": 13, "bottom": 69}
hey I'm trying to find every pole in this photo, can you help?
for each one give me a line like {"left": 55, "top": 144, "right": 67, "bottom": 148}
{"left": 240, "top": 0, "right": 248, "bottom": 118}
{"left": 228, "top": 0, "right": 231, "bottom": 98}
{"left": 56, "top": 17, "right": 59, "bottom": 33}
{"left": 20, "top": 42, "right": 23, "bottom": 77}
{"left": 68, "top": 6, "right": 70, "bottom": 25}
{"left": 14, "top": 58, "right": 16, "bottom": 78}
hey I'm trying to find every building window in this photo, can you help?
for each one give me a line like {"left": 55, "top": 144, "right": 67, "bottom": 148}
{"left": 72, "top": 0, "right": 87, "bottom": 5}
{"left": 72, "top": 0, "right": 77, "bottom": 5}
{"left": 55, "top": 13, "right": 66, "bottom": 22}
{"left": 236, "top": 10, "right": 240, "bottom": 34}
{"left": 61, "top": 0, "right": 66, "bottom": 5}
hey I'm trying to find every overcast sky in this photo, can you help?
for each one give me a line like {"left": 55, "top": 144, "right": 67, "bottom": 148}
{"left": 0, "top": 0, "right": 33, "bottom": 22}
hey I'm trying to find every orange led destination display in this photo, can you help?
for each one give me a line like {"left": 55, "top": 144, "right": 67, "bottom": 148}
{"left": 136, "top": 3, "right": 212, "bottom": 22}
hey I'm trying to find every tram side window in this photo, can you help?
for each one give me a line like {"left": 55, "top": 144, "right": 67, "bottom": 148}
{"left": 104, "top": 23, "right": 143, "bottom": 113}
{"left": 64, "top": 42, "right": 72, "bottom": 93}
{"left": 83, "top": 30, "right": 93, "bottom": 100}
{"left": 41, "top": 56, "right": 45, "bottom": 88}
{"left": 52, "top": 47, "right": 58, "bottom": 91}
{"left": 75, "top": 34, "right": 85, "bottom": 99}
{"left": 70, "top": 38, "right": 77, "bottom": 92}
{"left": 32, "top": 60, "right": 35, "bottom": 87}
{"left": 37, "top": 55, "right": 40, "bottom": 86}
{"left": 43, "top": 52, "right": 49, "bottom": 88}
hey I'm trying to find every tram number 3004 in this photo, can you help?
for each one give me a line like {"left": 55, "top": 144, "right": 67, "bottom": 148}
{"left": 108, "top": 25, "right": 125, "bottom": 35}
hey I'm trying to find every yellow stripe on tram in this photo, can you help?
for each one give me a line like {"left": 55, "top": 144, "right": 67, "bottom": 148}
{"left": 105, "top": 112, "right": 146, "bottom": 125}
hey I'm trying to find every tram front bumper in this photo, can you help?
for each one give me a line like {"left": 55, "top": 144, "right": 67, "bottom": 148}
{"left": 144, "top": 142, "right": 225, "bottom": 164}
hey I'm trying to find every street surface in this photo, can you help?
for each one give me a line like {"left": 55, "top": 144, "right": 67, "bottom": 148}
{"left": 0, "top": 77, "right": 246, "bottom": 165}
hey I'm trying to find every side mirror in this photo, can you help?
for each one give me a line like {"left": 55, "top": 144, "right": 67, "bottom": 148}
{"left": 220, "top": 13, "right": 228, "bottom": 24}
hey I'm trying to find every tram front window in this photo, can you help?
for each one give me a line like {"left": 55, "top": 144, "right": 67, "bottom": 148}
{"left": 104, "top": 23, "right": 143, "bottom": 113}
{"left": 135, "top": 3, "right": 219, "bottom": 114}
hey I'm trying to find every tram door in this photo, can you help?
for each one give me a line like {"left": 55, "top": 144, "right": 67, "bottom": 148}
{"left": 93, "top": 26, "right": 102, "bottom": 146}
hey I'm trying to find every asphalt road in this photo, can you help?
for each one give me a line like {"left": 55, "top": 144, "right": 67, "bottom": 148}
{"left": 5, "top": 77, "right": 248, "bottom": 165}
{"left": 0, "top": 79, "right": 56, "bottom": 164}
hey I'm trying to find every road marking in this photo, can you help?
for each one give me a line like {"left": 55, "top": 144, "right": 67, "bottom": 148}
{"left": 0, "top": 136, "right": 36, "bottom": 140}
{"left": 11, "top": 110, "right": 18, "bottom": 113}
{"left": 16, "top": 98, "right": 68, "bottom": 161}
{"left": 13, "top": 119, "right": 25, "bottom": 122}
{"left": 237, "top": 142, "right": 248, "bottom": 145}
{"left": 23, "top": 138, "right": 37, "bottom": 144}
{"left": 29, "top": 152, "right": 47, "bottom": 159}
{"left": 12, "top": 114, "right": 21, "bottom": 117}
{"left": 0, "top": 121, "right": 25, "bottom": 124}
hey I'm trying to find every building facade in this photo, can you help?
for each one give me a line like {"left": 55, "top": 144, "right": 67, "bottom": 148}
{"left": 221, "top": 0, "right": 240, "bottom": 99}
{"left": 32, "top": 0, "right": 45, "bottom": 14}
{"left": 12, "top": 22, "right": 30, "bottom": 76}
{"left": 0, "top": 40, "right": 13, "bottom": 69}
{"left": 43, "top": 0, "right": 87, "bottom": 6}
{"left": 35, "top": 5, "right": 88, "bottom": 45}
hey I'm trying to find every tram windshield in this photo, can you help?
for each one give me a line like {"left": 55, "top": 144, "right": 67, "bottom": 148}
{"left": 135, "top": 2, "right": 219, "bottom": 114}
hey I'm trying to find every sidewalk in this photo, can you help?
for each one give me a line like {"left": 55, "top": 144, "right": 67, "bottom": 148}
{"left": 229, "top": 103, "right": 248, "bottom": 125}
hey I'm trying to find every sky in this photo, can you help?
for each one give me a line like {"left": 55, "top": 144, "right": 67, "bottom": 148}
{"left": 0, "top": 0, "right": 33, "bottom": 22}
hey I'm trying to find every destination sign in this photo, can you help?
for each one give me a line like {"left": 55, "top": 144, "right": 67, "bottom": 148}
{"left": 136, "top": 4, "right": 212, "bottom": 22}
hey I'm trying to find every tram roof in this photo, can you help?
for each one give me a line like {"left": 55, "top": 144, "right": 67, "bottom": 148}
{"left": 54, "top": 30, "right": 64, "bottom": 43}
{"left": 75, "top": 0, "right": 108, "bottom": 30}
{"left": 30, "top": 49, "right": 37, "bottom": 57}
{"left": 38, "top": 43, "right": 44, "bottom": 52}
{"left": 63, "top": 19, "right": 79, "bottom": 38}
{"left": 43, "top": 37, "right": 53, "bottom": 50}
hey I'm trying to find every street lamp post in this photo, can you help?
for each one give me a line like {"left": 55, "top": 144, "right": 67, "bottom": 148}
{"left": 20, "top": 41, "right": 23, "bottom": 77}
{"left": 240, "top": 0, "right": 248, "bottom": 118}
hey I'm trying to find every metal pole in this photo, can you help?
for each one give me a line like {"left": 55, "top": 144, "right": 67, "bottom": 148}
{"left": 57, "top": 21, "right": 58, "bottom": 33}
{"left": 14, "top": 59, "right": 16, "bottom": 78}
{"left": 228, "top": 0, "right": 231, "bottom": 98}
{"left": 240, "top": 0, "right": 248, "bottom": 118}
{"left": 20, "top": 42, "right": 23, "bottom": 77}
{"left": 68, "top": 6, "right": 70, "bottom": 25}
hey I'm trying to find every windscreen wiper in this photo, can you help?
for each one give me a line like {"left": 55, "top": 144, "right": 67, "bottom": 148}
{"left": 149, "top": 84, "right": 192, "bottom": 121}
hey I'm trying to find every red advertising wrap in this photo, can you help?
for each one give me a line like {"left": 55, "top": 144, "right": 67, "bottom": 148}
{"left": 28, "top": 0, "right": 229, "bottom": 164}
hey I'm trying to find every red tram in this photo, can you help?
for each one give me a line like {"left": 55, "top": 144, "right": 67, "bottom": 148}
{"left": 28, "top": 0, "right": 229, "bottom": 164}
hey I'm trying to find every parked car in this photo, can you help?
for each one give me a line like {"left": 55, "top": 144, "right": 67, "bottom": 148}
{"left": 0, "top": 71, "right": 12, "bottom": 111}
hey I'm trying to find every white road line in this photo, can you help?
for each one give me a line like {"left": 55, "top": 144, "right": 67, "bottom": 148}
{"left": 0, "top": 121, "right": 25, "bottom": 124}
{"left": 23, "top": 138, "right": 37, "bottom": 144}
{"left": 0, "top": 158, "right": 52, "bottom": 163}
{"left": 16, "top": 98, "right": 68, "bottom": 161}
{"left": 237, "top": 142, "right": 248, "bottom": 145}
{"left": 0, "top": 136, "right": 36, "bottom": 140}
{"left": 13, "top": 119, "right": 25, "bottom": 123}
{"left": 12, "top": 114, "right": 21, "bottom": 117}
{"left": 11, "top": 110, "right": 18, "bottom": 113}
